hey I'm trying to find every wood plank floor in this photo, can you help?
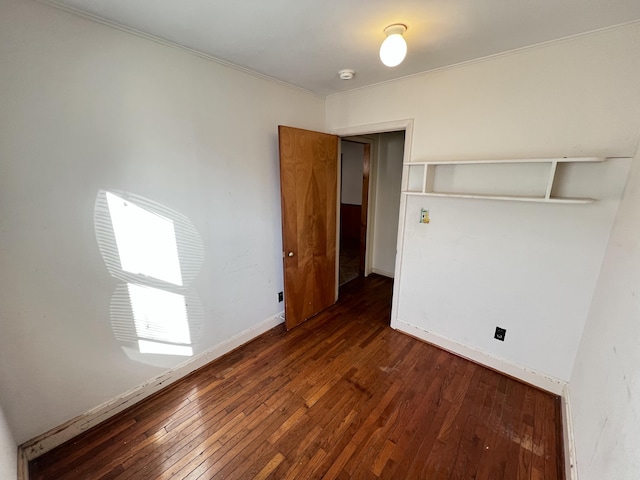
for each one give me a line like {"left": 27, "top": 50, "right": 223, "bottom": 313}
{"left": 29, "top": 275, "right": 564, "bottom": 479}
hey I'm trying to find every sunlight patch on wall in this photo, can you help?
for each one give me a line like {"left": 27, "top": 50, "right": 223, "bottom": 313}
{"left": 128, "top": 283, "right": 191, "bottom": 346}
{"left": 106, "top": 192, "right": 183, "bottom": 286}
{"left": 95, "top": 190, "right": 205, "bottom": 368}
{"left": 138, "top": 340, "right": 193, "bottom": 357}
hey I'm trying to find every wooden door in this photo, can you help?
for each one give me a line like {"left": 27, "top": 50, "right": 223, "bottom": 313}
{"left": 278, "top": 126, "right": 338, "bottom": 330}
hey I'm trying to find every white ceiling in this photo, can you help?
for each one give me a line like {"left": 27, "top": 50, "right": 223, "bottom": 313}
{"left": 46, "top": 0, "right": 640, "bottom": 96}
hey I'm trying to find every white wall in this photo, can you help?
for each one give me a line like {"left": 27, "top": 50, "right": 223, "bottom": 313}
{"left": 3, "top": 2, "right": 640, "bottom": 474}
{"left": 340, "top": 141, "right": 363, "bottom": 205}
{"left": 0, "top": 0, "right": 324, "bottom": 445}
{"left": 371, "top": 132, "right": 404, "bottom": 277}
{"left": 569, "top": 148, "right": 640, "bottom": 479}
{"left": 0, "top": 403, "right": 16, "bottom": 480}
{"left": 327, "top": 23, "right": 640, "bottom": 383}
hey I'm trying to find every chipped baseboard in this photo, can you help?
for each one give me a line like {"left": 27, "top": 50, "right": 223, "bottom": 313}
{"left": 17, "top": 446, "right": 28, "bottom": 480}
{"left": 562, "top": 384, "right": 579, "bottom": 480}
{"left": 18, "top": 312, "right": 285, "bottom": 472}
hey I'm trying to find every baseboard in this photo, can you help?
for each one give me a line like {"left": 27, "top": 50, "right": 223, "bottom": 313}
{"left": 394, "top": 319, "right": 566, "bottom": 395}
{"left": 562, "top": 384, "right": 579, "bottom": 480}
{"left": 18, "top": 312, "right": 285, "bottom": 468}
{"left": 371, "top": 268, "right": 394, "bottom": 278}
{"left": 17, "top": 446, "right": 27, "bottom": 480}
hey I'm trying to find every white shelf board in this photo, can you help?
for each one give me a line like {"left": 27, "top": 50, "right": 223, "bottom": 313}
{"left": 403, "top": 157, "right": 605, "bottom": 166}
{"left": 403, "top": 191, "right": 595, "bottom": 204}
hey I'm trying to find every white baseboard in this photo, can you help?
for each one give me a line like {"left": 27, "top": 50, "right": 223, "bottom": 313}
{"left": 18, "top": 312, "right": 285, "bottom": 466}
{"left": 562, "top": 384, "right": 579, "bottom": 480}
{"left": 371, "top": 268, "right": 394, "bottom": 278}
{"left": 17, "top": 447, "right": 27, "bottom": 480}
{"left": 393, "top": 319, "right": 566, "bottom": 395}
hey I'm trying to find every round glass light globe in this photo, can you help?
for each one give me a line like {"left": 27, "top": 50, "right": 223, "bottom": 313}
{"left": 379, "top": 34, "right": 407, "bottom": 67}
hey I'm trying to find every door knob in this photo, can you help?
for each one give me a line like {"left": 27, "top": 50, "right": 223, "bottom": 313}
{"left": 288, "top": 252, "right": 295, "bottom": 257}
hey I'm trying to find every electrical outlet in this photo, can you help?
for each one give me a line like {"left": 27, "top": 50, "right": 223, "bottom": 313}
{"left": 278, "top": 291, "right": 283, "bottom": 303}
{"left": 420, "top": 208, "right": 430, "bottom": 224}
{"left": 494, "top": 327, "right": 506, "bottom": 341}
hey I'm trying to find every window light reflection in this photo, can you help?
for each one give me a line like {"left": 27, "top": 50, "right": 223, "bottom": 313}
{"left": 96, "top": 190, "right": 205, "bottom": 361}
{"left": 128, "top": 283, "right": 191, "bottom": 349}
{"left": 106, "top": 191, "right": 183, "bottom": 286}
{"left": 138, "top": 340, "right": 193, "bottom": 357}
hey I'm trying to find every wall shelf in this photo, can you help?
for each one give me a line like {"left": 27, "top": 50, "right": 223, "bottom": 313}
{"left": 403, "top": 157, "right": 605, "bottom": 204}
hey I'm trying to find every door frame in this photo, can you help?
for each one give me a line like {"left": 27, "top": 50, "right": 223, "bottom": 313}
{"left": 340, "top": 137, "right": 375, "bottom": 278}
{"left": 332, "top": 119, "right": 414, "bottom": 329}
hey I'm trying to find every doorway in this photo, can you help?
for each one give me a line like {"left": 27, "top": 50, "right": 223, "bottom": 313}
{"left": 339, "top": 139, "right": 368, "bottom": 285}
{"left": 339, "top": 131, "right": 405, "bottom": 287}
{"left": 277, "top": 120, "right": 412, "bottom": 330}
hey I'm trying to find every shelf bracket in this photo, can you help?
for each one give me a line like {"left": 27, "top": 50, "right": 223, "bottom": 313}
{"left": 545, "top": 160, "right": 558, "bottom": 200}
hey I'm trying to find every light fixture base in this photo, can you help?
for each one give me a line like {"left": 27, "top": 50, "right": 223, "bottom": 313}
{"left": 383, "top": 24, "right": 407, "bottom": 36}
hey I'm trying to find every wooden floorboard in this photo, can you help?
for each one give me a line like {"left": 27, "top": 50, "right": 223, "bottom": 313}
{"left": 29, "top": 274, "right": 564, "bottom": 479}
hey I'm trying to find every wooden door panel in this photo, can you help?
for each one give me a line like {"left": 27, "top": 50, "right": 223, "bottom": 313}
{"left": 279, "top": 127, "right": 315, "bottom": 324}
{"left": 279, "top": 126, "right": 338, "bottom": 330}
{"left": 311, "top": 137, "right": 337, "bottom": 313}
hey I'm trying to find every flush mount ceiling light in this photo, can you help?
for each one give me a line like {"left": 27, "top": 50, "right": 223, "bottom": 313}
{"left": 379, "top": 24, "right": 407, "bottom": 67}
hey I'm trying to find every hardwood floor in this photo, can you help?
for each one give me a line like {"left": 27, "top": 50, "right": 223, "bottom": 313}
{"left": 29, "top": 275, "right": 564, "bottom": 479}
